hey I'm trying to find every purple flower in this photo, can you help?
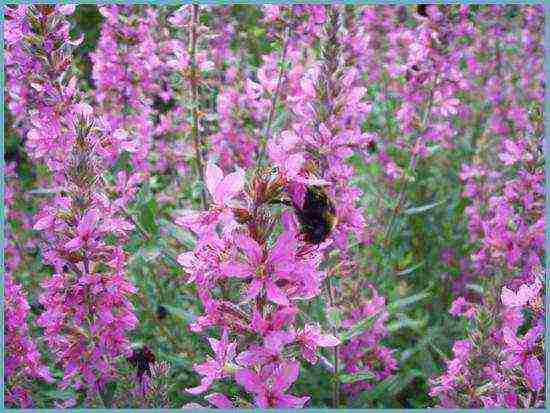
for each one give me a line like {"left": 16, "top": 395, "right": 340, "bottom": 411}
{"left": 295, "top": 324, "right": 340, "bottom": 364}
{"left": 186, "top": 330, "right": 237, "bottom": 395}
{"left": 224, "top": 232, "right": 298, "bottom": 306}
{"left": 205, "top": 162, "right": 245, "bottom": 207}
{"left": 234, "top": 361, "right": 309, "bottom": 408}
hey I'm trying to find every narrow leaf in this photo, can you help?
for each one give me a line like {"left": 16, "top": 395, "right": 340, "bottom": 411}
{"left": 396, "top": 262, "right": 424, "bottom": 276}
{"left": 388, "top": 292, "right": 431, "bottom": 312}
{"left": 387, "top": 315, "right": 425, "bottom": 332}
{"left": 327, "top": 306, "right": 342, "bottom": 329}
{"left": 339, "top": 371, "right": 375, "bottom": 384}
{"left": 339, "top": 314, "right": 377, "bottom": 343}
{"left": 403, "top": 200, "right": 444, "bottom": 215}
{"left": 465, "top": 283, "right": 484, "bottom": 295}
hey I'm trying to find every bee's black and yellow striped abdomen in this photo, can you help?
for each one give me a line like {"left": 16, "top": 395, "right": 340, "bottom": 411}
{"left": 295, "top": 186, "right": 337, "bottom": 244}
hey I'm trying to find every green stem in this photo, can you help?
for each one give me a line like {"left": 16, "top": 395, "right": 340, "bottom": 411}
{"left": 190, "top": 4, "right": 208, "bottom": 209}
{"left": 256, "top": 12, "right": 291, "bottom": 166}
{"left": 325, "top": 278, "right": 340, "bottom": 408}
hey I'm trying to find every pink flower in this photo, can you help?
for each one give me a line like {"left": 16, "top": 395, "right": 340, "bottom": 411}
{"left": 205, "top": 162, "right": 245, "bottom": 206}
{"left": 5, "top": 273, "right": 53, "bottom": 407}
{"left": 186, "top": 329, "right": 237, "bottom": 395}
{"left": 236, "top": 330, "right": 295, "bottom": 367}
{"left": 263, "top": 5, "right": 281, "bottom": 22}
{"left": 57, "top": 4, "right": 76, "bottom": 15}
{"left": 205, "top": 393, "right": 234, "bottom": 408}
{"left": 524, "top": 356, "right": 544, "bottom": 392}
{"left": 64, "top": 209, "right": 100, "bottom": 252}
{"left": 295, "top": 324, "right": 340, "bottom": 364}
{"left": 501, "top": 282, "right": 541, "bottom": 308}
{"left": 449, "top": 297, "right": 476, "bottom": 319}
{"left": 257, "top": 67, "right": 278, "bottom": 93}
{"left": 223, "top": 232, "right": 298, "bottom": 306}
{"left": 234, "top": 361, "right": 309, "bottom": 408}
{"left": 498, "top": 139, "right": 526, "bottom": 166}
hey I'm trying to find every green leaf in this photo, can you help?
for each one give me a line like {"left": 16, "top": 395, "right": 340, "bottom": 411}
{"left": 453, "top": 197, "right": 470, "bottom": 218}
{"left": 162, "top": 352, "right": 193, "bottom": 370}
{"left": 139, "top": 198, "right": 159, "bottom": 236}
{"left": 339, "top": 314, "right": 377, "bottom": 343}
{"left": 326, "top": 307, "right": 342, "bottom": 329}
{"left": 353, "top": 369, "right": 424, "bottom": 406}
{"left": 427, "top": 144, "right": 441, "bottom": 156}
{"left": 427, "top": 338, "right": 450, "bottom": 361}
{"left": 131, "top": 244, "right": 161, "bottom": 263}
{"left": 98, "top": 381, "right": 117, "bottom": 408}
{"left": 355, "top": 375, "right": 397, "bottom": 403}
{"left": 388, "top": 291, "right": 431, "bottom": 312}
{"left": 386, "top": 369, "right": 424, "bottom": 395}
{"left": 42, "top": 388, "right": 77, "bottom": 403}
{"left": 272, "top": 111, "right": 288, "bottom": 130}
{"left": 252, "top": 27, "right": 266, "bottom": 37}
{"left": 191, "top": 180, "right": 206, "bottom": 201}
{"left": 339, "top": 371, "right": 375, "bottom": 384}
{"left": 475, "top": 381, "right": 495, "bottom": 396}
{"left": 162, "top": 304, "right": 196, "bottom": 324}
{"left": 396, "top": 261, "right": 424, "bottom": 276}
{"left": 465, "top": 283, "right": 484, "bottom": 295}
{"left": 387, "top": 314, "right": 426, "bottom": 332}
{"left": 403, "top": 200, "right": 444, "bottom": 215}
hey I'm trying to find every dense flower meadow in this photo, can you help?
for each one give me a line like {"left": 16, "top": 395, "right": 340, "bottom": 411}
{"left": 4, "top": 4, "right": 545, "bottom": 408}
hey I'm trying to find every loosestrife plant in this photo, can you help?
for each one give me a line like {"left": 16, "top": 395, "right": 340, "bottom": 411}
{"left": 177, "top": 164, "right": 339, "bottom": 408}
{"left": 4, "top": 4, "right": 544, "bottom": 409}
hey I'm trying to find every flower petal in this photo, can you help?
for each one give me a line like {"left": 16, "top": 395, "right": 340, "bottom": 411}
{"left": 266, "top": 280, "right": 290, "bottom": 306}
{"left": 205, "top": 163, "right": 224, "bottom": 201}
{"left": 235, "top": 368, "right": 264, "bottom": 395}
{"left": 316, "top": 333, "right": 340, "bottom": 347}
{"left": 216, "top": 167, "right": 245, "bottom": 204}
{"left": 524, "top": 356, "right": 544, "bottom": 391}
{"left": 272, "top": 361, "right": 300, "bottom": 392}
{"left": 205, "top": 393, "right": 234, "bottom": 408}
{"left": 186, "top": 376, "right": 214, "bottom": 395}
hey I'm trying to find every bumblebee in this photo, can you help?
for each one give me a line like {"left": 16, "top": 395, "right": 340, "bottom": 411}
{"left": 366, "top": 140, "right": 377, "bottom": 154}
{"left": 417, "top": 5, "right": 428, "bottom": 17}
{"left": 292, "top": 186, "right": 337, "bottom": 244}
{"left": 156, "top": 304, "right": 169, "bottom": 320}
{"left": 127, "top": 345, "right": 156, "bottom": 381}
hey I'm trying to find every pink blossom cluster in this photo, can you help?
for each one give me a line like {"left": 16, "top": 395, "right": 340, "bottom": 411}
{"left": 358, "top": 5, "right": 476, "bottom": 191}
{"left": 430, "top": 277, "right": 544, "bottom": 408}
{"left": 4, "top": 162, "right": 37, "bottom": 272}
{"left": 430, "top": 5, "right": 544, "bottom": 408}
{"left": 432, "top": 159, "right": 544, "bottom": 408}
{"left": 6, "top": 5, "right": 139, "bottom": 404}
{"left": 270, "top": 6, "right": 370, "bottom": 251}
{"left": 164, "top": 5, "right": 245, "bottom": 174}
{"left": 92, "top": 5, "right": 195, "bottom": 206}
{"left": 209, "top": 69, "right": 269, "bottom": 170}
{"left": 5, "top": 273, "right": 54, "bottom": 407}
{"left": 3, "top": 4, "right": 545, "bottom": 409}
{"left": 177, "top": 164, "right": 339, "bottom": 407}
{"left": 5, "top": 4, "right": 82, "bottom": 175}
{"left": 29, "top": 103, "right": 139, "bottom": 400}
{"left": 203, "top": 7, "right": 267, "bottom": 170}
{"left": 35, "top": 191, "right": 138, "bottom": 394}
{"left": 339, "top": 288, "right": 398, "bottom": 398}
{"left": 259, "top": 5, "right": 398, "bottom": 397}
{"left": 5, "top": 163, "right": 53, "bottom": 408}
{"left": 91, "top": 5, "right": 164, "bottom": 174}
